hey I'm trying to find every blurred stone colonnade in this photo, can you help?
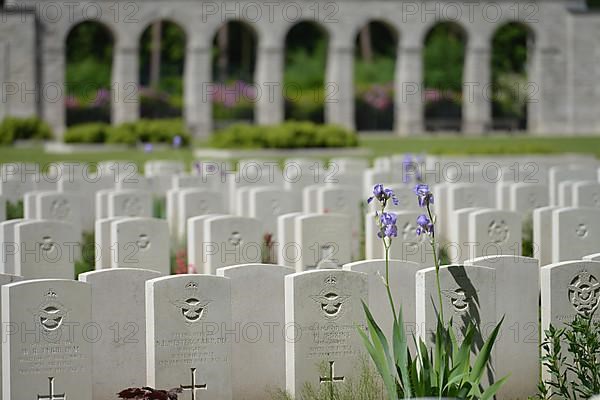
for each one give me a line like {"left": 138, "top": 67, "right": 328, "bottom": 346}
{"left": 1, "top": 0, "right": 599, "bottom": 138}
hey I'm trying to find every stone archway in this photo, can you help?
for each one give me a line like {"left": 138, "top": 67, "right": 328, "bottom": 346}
{"left": 65, "top": 21, "right": 114, "bottom": 126}
{"left": 284, "top": 21, "right": 329, "bottom": 123}
{"left": 353, "top": 20, "right": 398, "bottom": 132}
{"left": 211, "top": 20, "right": 258, "bottom": 130}
{"left": 423, "top": 21, "right": 467, "bottom": 132}
{"left": 138, "top": 20, "right": 187, "bottom": 119}
{"left": 491, "top": 22, "right": 535, "bottom": 132}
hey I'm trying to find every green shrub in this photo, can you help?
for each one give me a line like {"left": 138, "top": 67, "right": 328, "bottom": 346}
{"left": 64, "top": 119, "right": 191, "bottom": 146}
{"left": 64, "top": 123, "right": 110, "bottom": 143}
{"left": 211, "top": 122, "right": 358, "bottom": 149}
{"left": 0, "top": 117, "right": 53, "bottom": 144}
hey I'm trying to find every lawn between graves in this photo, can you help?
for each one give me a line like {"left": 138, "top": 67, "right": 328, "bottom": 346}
{"left": 0, "top": 134, "right": 599, "bottom": 169}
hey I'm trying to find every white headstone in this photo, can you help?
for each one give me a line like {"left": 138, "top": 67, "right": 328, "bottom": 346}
{"left": 35, "top": 191, "right": 83, "bottom": 236}
{"left": 583, "top": 253, "right": 600, "bottom": 262}
{"left": 94, "top": 217, "right": 124, "bottom": 270}
{"left": 572, "top": 181, "right": 600, "bottom": 208}
{"left": 277, "top": 212, "right": 304, "bottom": 267}
{"left": 552, "top": 207, "right": 600, "bottom": 263}
{"left": 217, "top": 264, "right": 293, "bottom": 399}
{"left": 365, "top": 211, "right": 435, "bottom": 267}
{"left": 186, "top": 214, "right": 222, "bottom": 274}
{"left": 285, "top": 269, "right": 367, "bottom": 397}
{"left": 14, "top": 220, "right": 79, "bottom": 279}
{"left": 107, "top": 189, "right": 153, "bottom": 218}
{"left": 146, "top": 275, "right": 232, "bottom": 399}
{"left": 416, "top": 265, "right": 496, "bottom": 348}
{"left": 465, "top": 255, "right": 539, "bottom": 399}
{"left": 468, "top": 209, "right": 522, "bottom": 260}
{"left": 2, "top": 279, "right": 92, "bottom": 400}
{"left": 249, "top": 187, "right": 296, "bottom": 238}
{"left": 343, "top": 259, "right": 420, "bottom": 350}
{"left": 79, "top": 268, "right": 162, "bottom": 400}
{"left": 111, "top": 217, "right": 170, "bottom": 274}
{"left": 294, "top": 214, "right": 352, "bottom": 271}
{"left": 0, "top": 219, "right": 23, "bottom": 274}
{"left": 540, "top": 260, "right": 600, "bottom": 378}
{"left": 509, "top": 183, "right": 550, "bottom": 217}
{"left": 203, "top": 216, "right": 263, "bottom": 274}
{"left": 549, "top": 166, "right": 597, "bottom": 205}
{"left": 533, "top": 206, "right": 560, "bottom": 266}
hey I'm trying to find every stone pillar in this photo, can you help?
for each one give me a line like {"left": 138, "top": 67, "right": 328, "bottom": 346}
{"left": 41, "top": 46, "right": 66, "bottom": 139}
{"left": 184, "top": 45, "right": 212, "bottom": 138}
{"left": 112, "top": 45, "right": 139, "bottom": 125}
{"left": 396, "top": 46, "right": 424, "bottom": 135}
{"left": 325, "top": 46, "right": 354, "bottom": 130}
{"left": 463, "top": 46, "right": 492, "bottom": 134}
{"left": 254, "top": 46, "right": 284, "bottom": 125}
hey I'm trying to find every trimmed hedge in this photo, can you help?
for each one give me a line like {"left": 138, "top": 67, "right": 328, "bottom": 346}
{"left": 0, "top": 117, "right": 53, "bottom": 145}
{"left": 211, "top": 122, "right": 359, "bottom": 149}
{"left": 64, "top": 119, "right": 191, "bottom": 146}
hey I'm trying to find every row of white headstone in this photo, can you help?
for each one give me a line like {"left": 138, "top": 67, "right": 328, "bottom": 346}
{"left": 0, "top": 157, "right": 599, "bottom": 276}
{"left": 0, "top": 255, "right": 598, "bottom": 400}
{"left": 0, "top": 156, "right": 598, "bottom": 400}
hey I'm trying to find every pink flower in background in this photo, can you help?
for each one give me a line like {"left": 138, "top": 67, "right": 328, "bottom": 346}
{"left": 423, "top": 88, "right": 443, "bottom": 103}
{"left": 92, "top": 88, "right": 111, "bottom": 107}
{"left": 363, "top": 84, "right": 392, "bottom": 110}
{"left": 212, "top": 80, "right": 257, "bottom": 108}
{"left": 65, "top": 95, "right": 79, "bottom": 109}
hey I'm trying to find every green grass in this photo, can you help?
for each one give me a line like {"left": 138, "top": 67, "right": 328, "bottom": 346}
{"left": 359, "top": 134, "right": 600, "bottom": 158}
{"left": 1, "top": 134, "right": 598, "bottom": 170}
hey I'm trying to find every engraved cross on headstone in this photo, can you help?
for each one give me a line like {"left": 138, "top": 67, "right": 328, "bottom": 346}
{"left": 320, "top": 361, "right": 345, "bottom": 384}
{"left": 180, "top": 367, "right": 207, "bottom": 400}
{"left": 37, "top": 377, "right": 66, "bottom": 400}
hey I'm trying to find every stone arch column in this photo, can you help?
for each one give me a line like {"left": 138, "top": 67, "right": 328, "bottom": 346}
{"left": 255, "top": 45, "right": 284, "bottom": 125}
{"left": 184, "top": 43, "right": 212, "bottom": 138}
{"left": 463, "top": 44, "right": 492, "bottom": 134}
{"left": 112, "top": 43, "right": 139, "bottom": 125}
{"left": 396, "top": 45, "right": 424, "bottom": 135}
{"left": 325, "top": 43, "right": 354, "bottom": 130}
{"left": 41, "top": 44, "right": 66, "bottom": 138}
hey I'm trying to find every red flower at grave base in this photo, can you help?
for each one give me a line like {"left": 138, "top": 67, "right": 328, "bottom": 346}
{"left": 118, "top": 387, "right": 182, "bottom": 400}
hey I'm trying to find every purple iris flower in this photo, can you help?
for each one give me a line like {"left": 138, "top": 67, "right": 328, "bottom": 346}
{"left": 378, "top": 212, "right": 398, "bottom": 238}
{"left": 416, "top": 214, "right": 434, "bottom": 236}
{"left": 414, "top": 183, "right": 434, "bottom": 208}
{"left": 172, "top": 135, "right": 183, "bottom": 148}
{"left": 368, "top": 184, "right": 399, "bottom": 206}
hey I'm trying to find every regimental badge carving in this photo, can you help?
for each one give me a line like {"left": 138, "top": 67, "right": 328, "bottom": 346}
{"left": 527, "top": 193, "right": 539, "bottom": 208}
{"left": 442, "top": 288, "right": 472, "bottom": 314}
{"left": 464, "top": 192, "right": 475, "bottom": 207}
{"left": 50, "top": 199, "right": 70, "bottom": 219}
{"left": 137, "top": 234, "right": 150, "bottom": 250}
{"left": 171, "top": 282, "right": 212, "bottom": 324}
{"left": 229, "top": 231, "right": 242, "bottom": 247}
{"left": 568, "top": 271, "right": 600, "bottom": 316}
{"left": 123, "top": 196, "right": 142, "bottom": 216}
{"left": 40, "top": 236, "right": 55, "bottom": 253}
{"left": 316, "top": 244, "right": 337, "bottom": 269}
{"left": 197, "top": 199, "right": 209, "bottom": 214}
{"left": 310, "top": 274, "right": 350, "bottom": 320}
{"left": 336, "top": 195, "right": 346, "bottom": 210}
{"left": 271, "top": 199, "right": 281, "bottom": 215}
{"left": 32, "top": 289, "right": 69, "bottom": 332}
{"left": 488, "top": 220, "right": 509, "bottom": 244}
{"left": 576, "top": 224, "right": 588, "bottom": 238}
